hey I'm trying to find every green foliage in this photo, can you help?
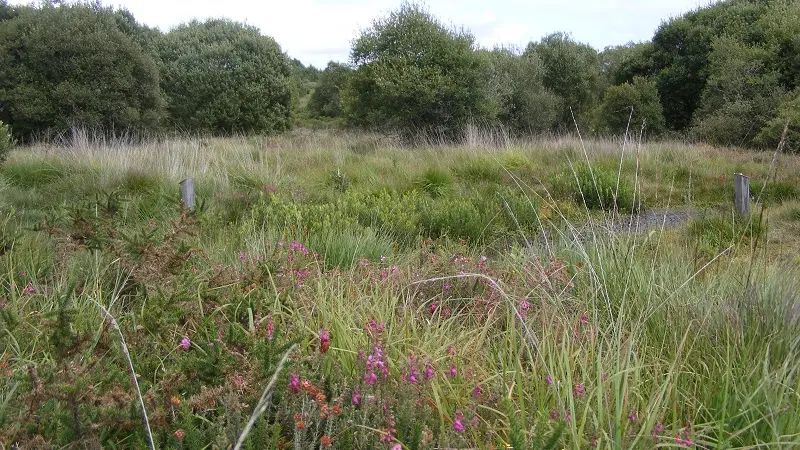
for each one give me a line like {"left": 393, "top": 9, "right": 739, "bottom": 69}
{"left": 416, "top": 168, "right": 453, "bottom": 198}
{"left": 691, "top": 37, "right": 784, "bottom": 147}
{"left": 0, "top": 2, "right": 164, "bottom": 140}
{"left": 0, "top": 119, "right": 14, "bottom": 163}
{"left": 599, "top": 42, "right": 653, "bottom": 88}
{"left": 308, "top": 62, "right": 351, "bottom": 119}
{"left": 420, "top": 195, "right": 489, "bottom": 242}
{"left": 484, "top": 47, "right": 560, "bottom": 134}
{"left": 158, "top": 19, "right": 292, "bottom": 135}
{"left": 346, "top": 2, "right": 493, "bottom": 139}
{"left": 689, "top": 212, "right": 765, "bottom": 256}
{"left": 594, "top": 77, "right": 665, "bottom": 136}
{"left": 755, "top": 89, "right": 800, "bottom": 151}
{"left": 453, "top": 157, "right": 503, "bottom": 184}
{"left": 551, "top": 164, "right": 637, "bottom": 212}
{"left": 525, "top": 33, "right": 600, "bottom": 129}
{"left": 754, "top": 180, "right": 800, "bottom": 203}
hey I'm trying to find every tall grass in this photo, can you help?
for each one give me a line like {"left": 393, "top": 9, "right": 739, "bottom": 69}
{"left": 0, "top": 130, "right": 799, "bottom": 448}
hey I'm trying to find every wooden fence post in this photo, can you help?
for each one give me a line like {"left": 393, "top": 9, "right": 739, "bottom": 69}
{"left": 180, "top": 178, "right": 195, "bottom": 211}
{"left": 734, "top": 173, "right": 749, "bottom": 216}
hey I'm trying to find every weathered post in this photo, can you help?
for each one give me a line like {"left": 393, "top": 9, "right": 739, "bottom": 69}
{"left": 734, "top": 173, "right": 749, "bottom": 216}
{"left": 180, "top": 178, "right": 195, "bottom": 211}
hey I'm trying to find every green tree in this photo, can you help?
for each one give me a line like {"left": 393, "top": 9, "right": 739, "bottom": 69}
{"left": 599, "top": 42, "right": 653, "bottom": 89}
{"left": 524, "top": 32, "right": 601, "bottom": 130}
{"left": 691, "top": 37, "right": 784, "bottom": 147}
{"left": 755, "top": 89, "right": 800, "bottom": 152}
{"left": 345, "top": 2, "right": 492, "bottom": 139}
{"left": 0, "top": 3, "right": 164, "bottom": 140}
{"left": 308, "top": 62, "right": 352, "bottom": 119}
{"left": 158, "top": 19, "right": 292, "bottom": 135}
{"left": 647, "top": 0, "right": 774, "bottom": 131}
{"left": 593, "top": 77, "right": 665, "bottom": 137}
{"left": 484, "top": 47, "right": 560, "bottom": 135}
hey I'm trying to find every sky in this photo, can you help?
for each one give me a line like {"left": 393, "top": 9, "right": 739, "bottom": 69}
{"left": 10, "top": 0, "right": 714, "bottom": 68}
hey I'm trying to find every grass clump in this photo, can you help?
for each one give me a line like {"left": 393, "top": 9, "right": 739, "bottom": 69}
{"left": 551, "top": 163, "right": 637, "bottom": 213}
{"left": 416, "top": 167, "right": 453, "bottom": 198}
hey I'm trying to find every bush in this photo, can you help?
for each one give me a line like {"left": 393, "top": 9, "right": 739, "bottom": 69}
{"left": 524, "top": 33, "right": 601, "bottom": 129}
{"left": 158, "top": 19, "right": 292, "bottom": 135}
{"left": 0, "top": 119, "right": 14, "bottom": 163}
{"left": 484, "top": 47, "right": 561, "bottom": 134}
{"left": 551, "top": 164, "right": 637, "bottom": 213}
{"left": 593, "top": 77, "right": 665, "bottom": 137}
{"left": 0, "top": 3, "right": 164, "bottom": 140}
{"left": 308, "top": 62, "right": 351, "bottom": 119}
{"left": 345, "top": 3, "right": 493, "bottom": 139}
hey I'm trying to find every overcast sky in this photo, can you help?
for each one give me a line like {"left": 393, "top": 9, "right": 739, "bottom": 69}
{"left": 10, "top": 0, "right": 714, "bottom": 68}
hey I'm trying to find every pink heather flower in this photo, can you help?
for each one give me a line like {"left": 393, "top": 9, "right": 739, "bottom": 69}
{"left": 289, "top": 374, "right": 300, "bottom": 394}
{"left": 23, "top": 284, "right": 35, "bottom": 295}
{"left": 447, "top": 363, "right": 457, "bottom": 378}
{"left": 319, "top": 328, "right": 330, "bottom": 354}
{"left": 407, "top": 367, "right": 419, "bottom": 384}
{"left": 429, "top": 303, "right": 438, "bottom": 313}
{"left": 519, "top": 298, "right": 530, "bottom": 318}
{"left": 591, "top": 439, "right": 597, "bottom": 448}
{"left": 565, "top": 413, "right": 572, "bottom": 423}
{"left": 629, "top": 410, "right": 637, "bottom": 423}
{"left": 453, "top": 411, "right": 465, "bottom": 432}
{"left": 391, "top": 445, "right": 401, "bottom": 450}
{"left": 238, "top": 252, "right": 246, "bottom": 261}
{"left": 424, "top": 362, "right": 435, "bottom": 380}
{"left": 580, "top": 313, "right": 589, "bottom": 325}
{"left": 266, "top": 319, "right": 274, "bottom": 341}
{"left": 351, "top": 390, "right": 361, "bottom": 405}
{"left": 654, "top": 424, "right": 664, "bottom": 434}
{"left": 364, "top": 372, "right": 378, "bottom": 385}
{"left": 472, "top": 384, "right": 483, "bottom": 399}
{"left": 549, "top": 410, "right": 559, "bottom": 421}
{"left": 545, "top": 375, "right": 553, "bottom": 385}
{"left": 446, "top": 345, "right": 455, "bottom": 356}
{"left": 574, "top": 383, "right": 584, "bottom": 395}
{"left": 443, "top": 283, "right": 451, "bottom": 292}
{"left": 179, "top": 336, "right": 191, "bottom": 351}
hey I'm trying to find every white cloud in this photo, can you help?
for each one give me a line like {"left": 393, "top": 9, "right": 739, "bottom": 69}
{"left": 8, "top": 0, "right": 711, "bottom": 67}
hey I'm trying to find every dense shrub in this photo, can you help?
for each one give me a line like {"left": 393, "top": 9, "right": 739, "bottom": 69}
{"left": 345, "top": 3, "right": 493, "bottom": 139}
{"left": 484, "top": 48, "right": 560, "bottom": 135}
{"left": 0, "top": 3, "right": 163, "bottom": 140}
{"left": 593, "top": 77, "right": 665, "bottom": 137}
{"left": 158, "top": 19, "right": 292, "bottom": 135}
{"left": 308, "top": 62, "right": 351, "bottom": 119}
{"left": 525, "top": 33, "right": 600, "bottom": 129}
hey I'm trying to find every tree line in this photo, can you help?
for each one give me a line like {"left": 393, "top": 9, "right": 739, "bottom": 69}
{"left": 1, "top": 0, "right": 798, "bottom": 150}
